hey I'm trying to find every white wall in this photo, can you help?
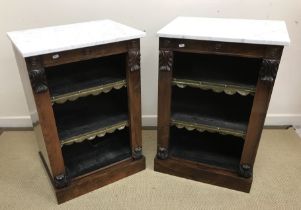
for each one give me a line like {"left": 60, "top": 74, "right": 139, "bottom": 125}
{"left": 0, "top": 0, "right": 300, "bottom": 127}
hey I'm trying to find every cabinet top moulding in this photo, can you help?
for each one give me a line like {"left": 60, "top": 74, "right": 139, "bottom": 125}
{"left": 7, "top": 19, "right": 145, "bottom": 57}
{"left": 157, "top": 17, "right": 290, "bottom": 46}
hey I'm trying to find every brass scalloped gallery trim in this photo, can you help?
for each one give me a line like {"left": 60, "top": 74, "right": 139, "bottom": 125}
{"left": 171, "top": 119, "right": 246, "bottom": 138}
{"left": 61, "top": 121, "right": 128, "bottom": 146}
{"left": 172, "top": 78, "right": 255, "bottom": 96}
{"left": 51, "top": 80, "right": 127, "bottom": 104}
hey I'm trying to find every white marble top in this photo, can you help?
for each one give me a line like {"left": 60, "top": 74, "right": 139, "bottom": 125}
{"left": 7, "top": 19, "right": 145, "bottom": 57}
{"left": 158, "top": 17, "right": 290, "bottom": 46}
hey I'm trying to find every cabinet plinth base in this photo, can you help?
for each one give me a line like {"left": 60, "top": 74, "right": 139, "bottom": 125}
{"left": 40, "top": 152, "right": 145, "bottom": 204}
{"left": 154, "top": 157, "right": 252, "bottom": 193}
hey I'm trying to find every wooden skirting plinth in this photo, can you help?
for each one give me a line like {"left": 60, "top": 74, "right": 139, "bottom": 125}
{"left": 40, "top": 152, "right": 145, "bottom": 204}
{"left": 154, "top": 157, "right": 252, "bottom": 193}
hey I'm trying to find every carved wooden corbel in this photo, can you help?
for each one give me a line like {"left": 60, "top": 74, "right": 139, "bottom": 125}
{"left": 157, "top": 147, "right": 168, "bottom": 160}
{"left": 238, "top": 164, "right": 253, "bottom": 178}
{"left": 159, "top": 50, "right": 173, "bottom": 71}
{"left": 259, "top": 59, "right": 280, "bottom": 82}
{"left": 132, "top": 146, "right": 142, "bottom": 160}
{"left": 128, "top": 49, "right": 141, "bottom": 72}
{"left": 54, "top": 173, "right": 69, "bottom": 189}
{"left": 28, "top": 57, "right": 48, "bottom": 93}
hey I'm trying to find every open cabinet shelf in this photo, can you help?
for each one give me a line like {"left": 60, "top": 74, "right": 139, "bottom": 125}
{"left": 46, "top": 53, "right": 127, "bottom": 104}
{"left": 172, "top": 52, "right": 261, "bottom": 94}
{"left": 53, "top": 88, "right": 129, "bottom": 145}
{"left": 62, "top": 128, "right": 132, "bottom": 178}
{"left": 9, "top": 19, "right": 145, "bottom": 203}
{"left": 156, "top": 18, "right": 287, "bottom": 192}
{"left": 171, "top": 86, "right": 253, "bottom": 138}
{"left": 169, "top": 127, "right": 244, "bottom": 171}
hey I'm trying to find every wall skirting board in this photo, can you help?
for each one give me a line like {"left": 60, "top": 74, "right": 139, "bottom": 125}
{"left": 0, "top": 116, "right": 32, "bottom": 127}
{"left": 1, "top": 114, "right": 301, "bottom": 128}
{"left": 142, "top": 115, "right": 157, "bottom": 127}
{"left": 264, "top": 114, "right": 301, "bottom": 126}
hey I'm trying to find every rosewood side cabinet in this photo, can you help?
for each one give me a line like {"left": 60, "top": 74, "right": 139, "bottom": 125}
{"left": 8, "top": 20, "right": 145, "bottom": 203}
{"left": 155, "top": 17, "right": 290, "bottom": 192}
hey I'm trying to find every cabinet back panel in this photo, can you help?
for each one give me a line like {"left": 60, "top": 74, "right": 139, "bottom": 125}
{"left": 62, "top": 128, "right": 131, "bottom": 178}
{"left": 169, "top": 127, "right": 244, "bottom": 171}
{"left": 173, "top": 52, "right": 261, "bottom": 88}
{"left": 45, "top": 53, "right": 126, "bottom": 97}
{"left": 53, "top": 88, "right": 128, "bottom": 141}
{"left": 171, "top": 87, "right": 253, "bottom": 132}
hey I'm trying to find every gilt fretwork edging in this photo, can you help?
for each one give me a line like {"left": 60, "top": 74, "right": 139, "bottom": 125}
{"left": 159, "top": 50, "right": 173, "bottom": 71}
{"left": 259, "top": 59, "right": 280, "bottom": 82}
{"left": 128, "top": 49, "right": 141, "bottom": 72}
{"left": 28, "top": 57, "right": 48, "bottom": 93}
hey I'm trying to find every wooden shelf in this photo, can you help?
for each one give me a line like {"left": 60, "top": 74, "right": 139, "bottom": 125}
{"left": 171, "top": 86, "right": 253, "bottom": 138}
{"left": 62, "top": 128, "right": 131, "bottom": 178}
{"left": 46, "top": 53, "right": 126, "bottom": 103}
{"left": 51, "top": 80, "right": 126, "bottom": 104}
{"left": 169, "top": 127, "right": 244, "bottom": 171}
{"left": 172, "top": 78, "right": 255, "bottom": 96}
{"left": 171, "top": 119, "right": 245, "bottom": 138}
{"left": 61, "top": 121, "right": 128, "bottom": 146}
{"left": 173, "top": 52, "right": 261, "bottom": 90}
{"left": 53, "top": 89, "right": 128, "bottom": 145}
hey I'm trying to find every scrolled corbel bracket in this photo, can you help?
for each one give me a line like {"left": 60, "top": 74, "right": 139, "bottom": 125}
{"left": 156, "top": 147, "right": 168, "bottom": 160}
{"left": 53, "top": 173, "right": 69, "bottom": 189}
{"left": 132, "top": 146, "right": 143, "bottom": 160}
{"left": 238, "top": 164, "right": 253, "bottom": 178}
{"left": 159, "top": 50, "right": 173, "bottom": 71}
{"left": 27, "top": 57, "right": 48, "bottom": 93}
{"left": 259, "top": 59, "right": 280, "bottom": 82}
{"left": 128, "top": 49, "right": 141, "bottom": 72}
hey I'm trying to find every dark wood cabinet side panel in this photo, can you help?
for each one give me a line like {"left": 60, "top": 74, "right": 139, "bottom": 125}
{"left": 126, "top": 40, "right": 143, "bottom": 159}
{"left": 241, "top": 81, "right": 274, "bottom": 165}
{"left": 33, "top": 91, "right": 65, "bottom": 176}
{"left": 13, "top": 49, "right": 63, "bottom": 177}
{"left": 24, "top": 56, "right": 65, "bottom": 177}
{"left": 127, "top": 70, "right": 142, "bottom": 150}
{"left": 157, "top": 71, "right": 172, "bottom": 147}
{"left": 241, "top": 46, "right": 283, "bottom": 166}
{"left": 156, "top": 46, "right": 175, "bottom": 159}
{"left": 157, "top": 49, "right": 173, "bottom": 154}
{"left": 42, "top": 41, "right": 129, "bottom": 67}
